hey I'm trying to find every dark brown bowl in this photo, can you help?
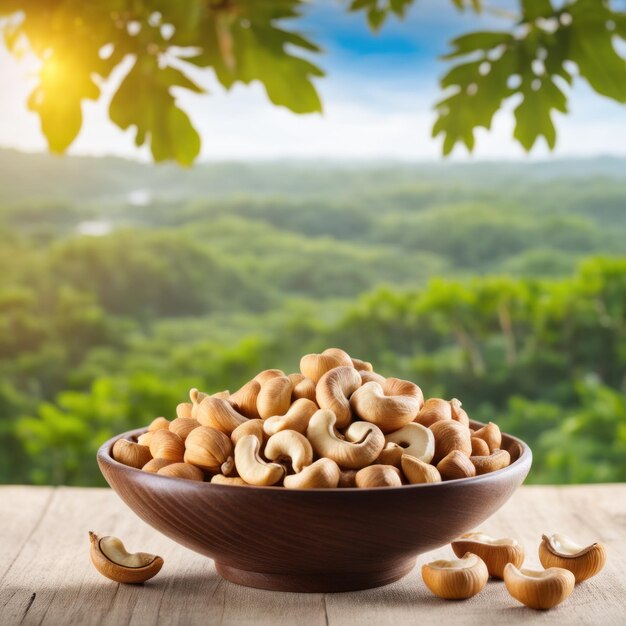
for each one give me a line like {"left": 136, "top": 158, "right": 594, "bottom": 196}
{"left": 98, "top": 421, "right": 531, "bottom": 593}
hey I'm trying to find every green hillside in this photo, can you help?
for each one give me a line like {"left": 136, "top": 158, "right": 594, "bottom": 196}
{"left": 0, "top": 151, "right": 624, "bottom": 485}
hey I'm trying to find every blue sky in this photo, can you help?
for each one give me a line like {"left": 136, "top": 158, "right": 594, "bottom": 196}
{"left": 308, "top": 1, "right": 495, "bottom": 73}
{"left": 0, "top": 0, "right": 625, "bottom": 160}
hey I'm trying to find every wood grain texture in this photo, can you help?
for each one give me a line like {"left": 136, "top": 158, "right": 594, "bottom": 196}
{"left": 0, "top": 486, "right": 53, "bottom": 586}
{"left": 96, "top": 423, "right": 531, "bottom": 592}
{"left": 1, "top": 485, "right": 624, "bottom": 625}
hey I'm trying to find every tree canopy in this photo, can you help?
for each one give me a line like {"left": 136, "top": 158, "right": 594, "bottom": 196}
{"left": 2, "top": 0, "right": 625, "bottom": 164}
{"left": 0, "top": 153, "right": 625, "bottom": 485}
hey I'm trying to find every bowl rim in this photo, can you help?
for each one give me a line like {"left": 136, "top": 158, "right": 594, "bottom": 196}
{"left": 98, "top": 420, "right": 532, "bottom": 494}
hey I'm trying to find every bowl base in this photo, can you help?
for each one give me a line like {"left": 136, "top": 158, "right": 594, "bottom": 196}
{"left": 215, "top": 558, "right": 416, "bottom": 593}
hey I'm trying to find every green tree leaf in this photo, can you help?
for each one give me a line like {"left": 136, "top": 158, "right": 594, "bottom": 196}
{"left": 514, "top": 75, "right": 567, "bottom": 150}
{"left": 152, "top": 106, "right": 201, "bottom": 166}
{"left": 450, "top": 0, "right": 482, "bottom": 12}
{"left": 433, "top": 46, "right": 517, "bottom": 154}
{"left": 109, "top": 57, "right": 203, "bottom": 165}
{"left": 185, "top": 1, "right": 323, "bottom": 114}
{"left": 27, "top": 57, "right": 100, "bottom": 153}
{"left": 443, "top": 31, "right": 514, "bottom": 59}
{"left": 348, "top": 0, "right": 414, "bottom": 30}
{"left": 436, "top": 0, "right": 625, "bottom": 154}
{"left": 521, "top": 0, "right": 553, "bottom": 20}
{"left": 568, "top": 0, "right": 626, "bottom": 103}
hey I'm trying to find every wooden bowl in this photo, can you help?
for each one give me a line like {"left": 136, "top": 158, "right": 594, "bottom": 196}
{"left": 97, "top": 421, "right": 531, "bottom": 592}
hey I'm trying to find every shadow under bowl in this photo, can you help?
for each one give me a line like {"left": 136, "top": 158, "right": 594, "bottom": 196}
{"left": 98, "top": 421, "right": 531, "bottom": 593}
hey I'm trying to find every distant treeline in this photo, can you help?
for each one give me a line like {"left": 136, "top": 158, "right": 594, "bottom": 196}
{"left": 0, "top": 155, "right": 624, "bottom": 485}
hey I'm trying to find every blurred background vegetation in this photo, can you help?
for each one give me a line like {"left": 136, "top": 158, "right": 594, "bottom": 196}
{"left": 0, "top": 149, "right": 624, "bottom": 486}
{"left": 1, "top": 0, "right": 625, "bottom": 487}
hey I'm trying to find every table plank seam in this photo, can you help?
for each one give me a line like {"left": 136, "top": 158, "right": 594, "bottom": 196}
{"left": 1, "top": 590, "right": 17, "bottom": 613}
{"left": 217, "top": 579, "right": 226, "bottom": 626}
{"left": 19, "top": 592, "right": 36, "bottom": 624}
{"left": 323, "top": 594, "right": 329, "bottom": 626}
{"left": 154, "top": 584, "right": 166, "bottom": 626}
{"left": 35, "top": 562, "right": 66, "bottom": 626}
{"left": 0, "top": 487, "right": 56, "bottom": 588}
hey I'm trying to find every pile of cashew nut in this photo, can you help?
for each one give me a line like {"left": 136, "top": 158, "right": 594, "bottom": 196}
{"left": 112, "top": 348, "right": 513, "bottom": 488}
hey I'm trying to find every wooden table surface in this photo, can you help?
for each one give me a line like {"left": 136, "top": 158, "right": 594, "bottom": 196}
{"left": 1, "top": 484, "right": 624, "bottom": 625}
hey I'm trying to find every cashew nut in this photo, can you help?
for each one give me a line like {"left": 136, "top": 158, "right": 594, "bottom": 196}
{"left": 472, "top": 421, "right": 502, "bottom": 452}
{"left": 157, "top": 462, "right": 204, "bottom": 481}
{"left": 338, "top": 469, "right": 357, "bottom": 488}
{"left": 422, "top": 553, "right": 488, "bottom": 600}
{"left": 256, "top": 375, "right": 293, "bottom": 419}
{"left": 376, "top": 442, "right": 403, "bottom": 467}
{"left": 355, "top": 464, "right": 402, "bottom": 488}
{"left": 437, "top": 450, "right": 476, "bottom": 481}
{"left": 359, "top": 370, "right": 387, "bottom": 386}
{"left": 450, "top": 398, "right": 470, "bottom": 427}
{"left": 316, "top": 365, "right": 361, "bottom": 428}
{"left": 288, "top": 373, "right": 317, "bottom": 403}
{"left": 430, "top": 419, "right": 472, "bottom": 464}
{"left": 351, "top": 357, "right": 373, "bottom": 372}
{"left": 384, "top": 422, "right": 435, "bottom": 463}
{"left": 112, "top": 439, "right": 152, "bottom": 469}
{"left": 253, "top": 368, "right": 285, "bottom": 385}
{"left": 503, "top": 564, "right": 575, "bottom": 610}
{"left": 89, "top": 532, "right": 163, "bottom": 584}
{"left": 210, "top": 475, "right": 249, "bottom": 486}
{"left": 283, "top": 458, "right": 341, "bottom": 489}
{"left": 358, "top": 373, "right": 424, "bottom": 404}
{"left": 452, "top": 532, "right": 524, "bottom": 579}
{"left": 414, "top": 397, "right": 452, "bottom": 427}
{"left": 288, "top": 373, "right": 306, "bottom": 385}
{"left": 401, "top": 454, "right": 441, "bottom": 483}
{"left": 196, "top": 396, "right": 248, "bottom": 435}
{"left": 229, "top": 379, "right": 261, "bottom": 419}
{"left": 262, "top": 398, "right": 318, "bottom": 436}
{"left": 231, "top": 418, "right": 265, "bottom": 445}
{"left": 350, "top": 379, "right": 423, "bottom": 433}
{"left": 169, "top": 417, "right": 200, "bottom": 441}
{"left": 538, "top": 533, "right": 607, "bottom": 583}
{"left": 142, "top": 458, "right": 173, "bottom": 474}
{"left": 136, "top": 432, "right": 153, "bottom": 447}
{"left": 471, "top": 436, "right": 490, "bottom": 456}
{"left": 471, "top": 449, "right": 511, "bottom": 475}
{"left": 300, "top": 347, "right": 353, "bottom": 383}
{"left": 234, "top": 434, "right": 285, "bottom": 486}
{"left": 189, "top": 388, "right": 208, "bottom": 418}
{"left": 148, "top": 430, "right": 185, "bottom": 463}
{"left": 385, "top": 377, "right": 424, "bottom": 408}
{"left": 306, "top": 408, "right": 385, "bottom": 469}
{"left": 176, "top": 402, "right": 193, "bottom": 419}
{"left": 148, "top": 417, "right": 170, "bottom": 432}
{"left": 264, "top": 430, "right": 313, "bottom": 473}
{"left": 184, "top": 426, "right": 233, "bottom": 474}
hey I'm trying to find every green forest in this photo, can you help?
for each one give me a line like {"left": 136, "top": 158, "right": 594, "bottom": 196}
{"left": 0, "top": 150, "right": 624, "bottom": 486}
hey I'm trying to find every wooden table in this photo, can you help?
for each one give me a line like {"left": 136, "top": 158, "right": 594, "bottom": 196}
{"left": 1, "top": 485, "right": 624, "bottom": 625}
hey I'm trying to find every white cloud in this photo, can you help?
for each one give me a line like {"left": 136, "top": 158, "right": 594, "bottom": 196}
{"left": 0, "top": 46, "right": 45, "bottom": 152}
